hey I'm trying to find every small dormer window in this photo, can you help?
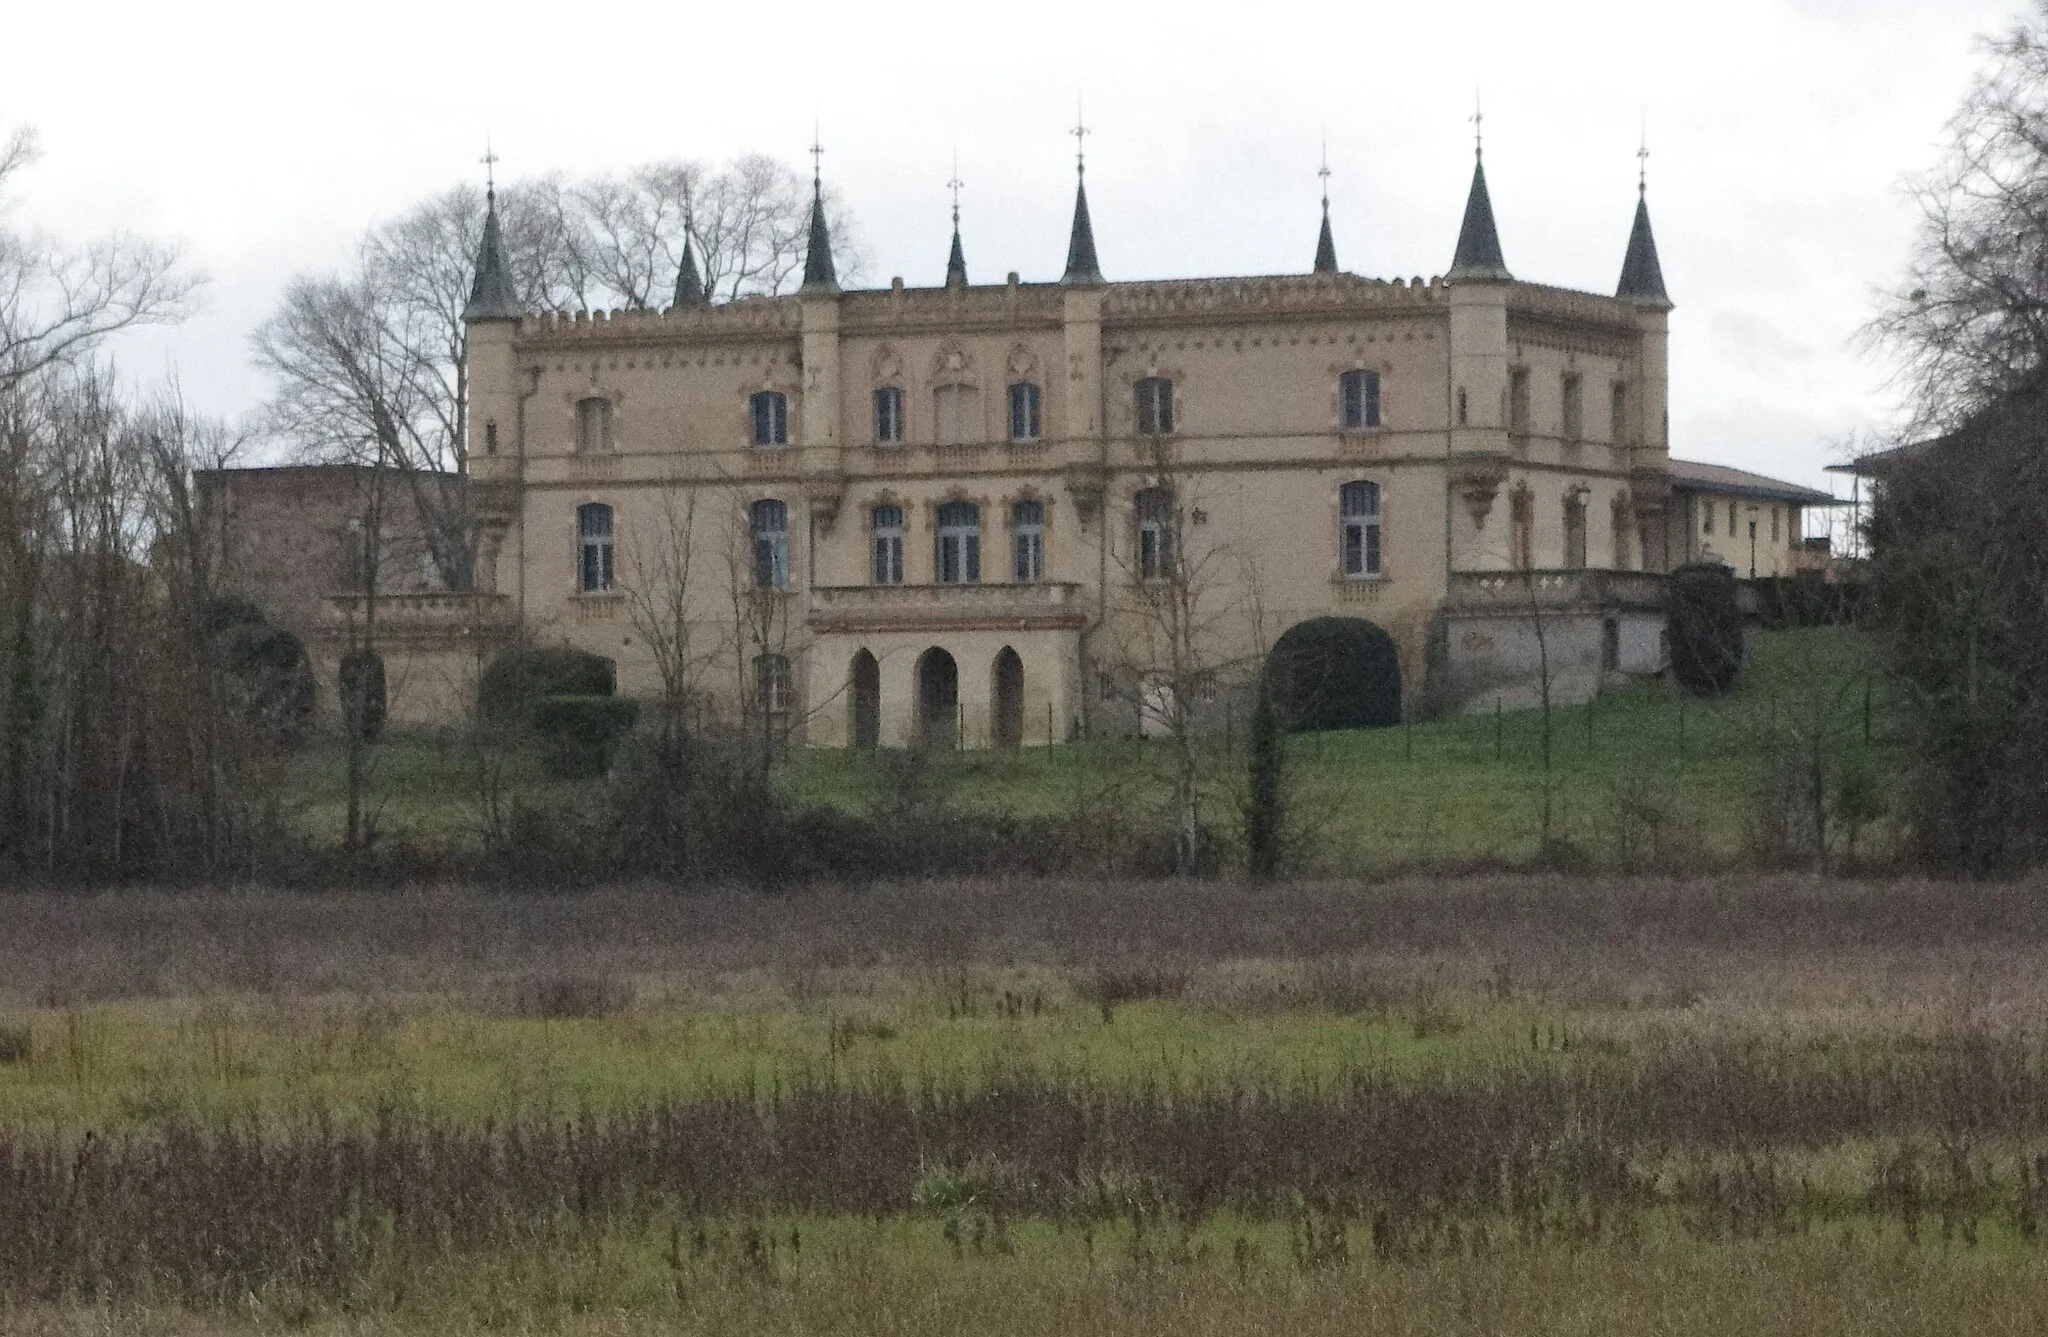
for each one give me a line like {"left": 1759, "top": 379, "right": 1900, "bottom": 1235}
{"left": 577, "top": 398, "right": 612, "bottom": 453}
{"left": 751, "top": 391, "right": 788, "bottom": 447}
{"left": 1340, "top": 370, "right": 1381, "bottom": 430}
{"left": 1135, "top": 377, "right": 1174, "bottom": 436}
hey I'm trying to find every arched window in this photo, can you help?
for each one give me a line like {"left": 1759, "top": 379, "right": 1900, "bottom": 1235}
{"left": 1340, "top": 370, "right": 1381, "bottom": 431}
{"left": 577, "top": 397, "right": 613, "bottom": 453}
{"left": 1135, "top": 486, "right": 1174, "bottom": 581}
{"left": 1563, "top": 490, "right": 1589, "bottom": 570}
{"left": 577, "top": 502, "right": 615, "bottom": 593}
{"left": 750, "top": 390, "right": 788, "bottom": 447}
{"left": 1008, "top": 382, "right": 1041, "bottom": 442}
{"left": 873, "top": 387, "right": 905, "bottom": 444}
{"left": 1340, "top": 481, "right": 1381, "bottom": 578}
{"left": 935, "top": 500, "right": 981, "bottom": 585}
{"left": 871, "top": 505, "right": 904, "bottom": 585}
{"left": 750, "top": 499, "right": 788, "bottom": 590}
{"left": 1011, "top": 500, "right": 1044, "bottom": 582}
{"left": 754, "top": 653, "right": 792, "bottom": 719}
{"left": 1510, "top": 489, "right": 1534, "bottom": 571}
{"left": 1135, "top": 377, "right": 1174, "bottom": 436}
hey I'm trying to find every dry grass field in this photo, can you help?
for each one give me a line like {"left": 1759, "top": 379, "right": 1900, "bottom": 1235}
{"left": 2, "top": 875, "right": 2045, "bottom": 1335}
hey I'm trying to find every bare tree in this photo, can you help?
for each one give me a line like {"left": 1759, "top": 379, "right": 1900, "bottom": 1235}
{"left": 0, "top": 122, "right": 199, "bottom": 393}
{"left": 1868, "top": 6, "right": 2048, "bottom": 432}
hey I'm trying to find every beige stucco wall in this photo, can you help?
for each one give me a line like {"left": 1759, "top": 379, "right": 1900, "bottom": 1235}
{"left": 453, "top": 268, "right": 1670, "bottom": 743}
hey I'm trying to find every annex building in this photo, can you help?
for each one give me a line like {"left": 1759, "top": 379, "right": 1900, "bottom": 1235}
{"left": 342, "top": 139, "right": 1817, "bottom": 744}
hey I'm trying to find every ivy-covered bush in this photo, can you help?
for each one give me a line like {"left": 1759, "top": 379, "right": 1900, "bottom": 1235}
{"left": 1266, "top": 617, "right": 1403, "bottom": 731}
{"left": 219, "top": 620, "right": 315, "bottom": 738}
{"left": 1668, "top": 563, "right": 1744, "bottom": 697}
{"left": 532, "top": 695, "right": 640, "bottom": 779}
{"left": 478, "top": 647, "right": 617, "bottom": 726}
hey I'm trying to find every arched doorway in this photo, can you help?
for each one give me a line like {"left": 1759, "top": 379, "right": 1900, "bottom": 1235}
{"left": 849, "top": 649, "right": 880, "bottom": 749}
{"left": 915, "top": 647, "right": 959, "bottom": 749}
{"left": 992, "top": 647, "right": 1024, "bottom": 747}
{"left": 1267, "top": 617, "right": 1402, "bottom": 730}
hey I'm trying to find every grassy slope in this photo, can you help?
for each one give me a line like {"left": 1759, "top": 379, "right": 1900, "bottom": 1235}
{"left": 288, "top": 627, "right": 1898, "bottom": 870}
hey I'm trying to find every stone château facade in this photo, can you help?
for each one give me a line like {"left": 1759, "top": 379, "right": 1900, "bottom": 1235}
{"left": 393, "top": 140, "right": 1771, "bottom": 741}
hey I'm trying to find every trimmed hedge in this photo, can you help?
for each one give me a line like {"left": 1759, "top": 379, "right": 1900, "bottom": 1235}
{"left": 1669, "top": 563, "right": 1744, "bottom": 697}
{"left": 478, "top": 647, "right": 617, "bottom": 726}
{"left": 219, "top": 620, "right": 314, "bottom": 737}
{"left": 1267, "top": 617, "right": 1402, "bottom": 731}
{"left": 532, "top": 694, "right": 640, "bottom": 779}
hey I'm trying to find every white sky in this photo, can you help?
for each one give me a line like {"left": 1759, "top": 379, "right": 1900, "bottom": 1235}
{"left": 4, "top": 0, "right": 2027, "bottom": 510}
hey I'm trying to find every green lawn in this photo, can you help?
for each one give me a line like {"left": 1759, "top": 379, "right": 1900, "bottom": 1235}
{"left": 289, "top": 627, "right": 1901, "bottom": 870}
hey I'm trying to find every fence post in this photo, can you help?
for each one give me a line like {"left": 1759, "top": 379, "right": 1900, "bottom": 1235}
{"left": 1048, "top": 701, "right": 1055, "bottom": 747}
{"left": 1495, "top": 696, "right": 1503, "bottom": 761}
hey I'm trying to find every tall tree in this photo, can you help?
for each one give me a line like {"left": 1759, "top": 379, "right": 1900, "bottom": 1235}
{"left": 0, "top": 123, "right": 198, "bottom": 392}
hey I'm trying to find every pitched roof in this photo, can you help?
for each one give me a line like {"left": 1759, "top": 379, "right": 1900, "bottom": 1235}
{"left": 1061, "top": 179, "right": 1103, "bottom": 285}
{"left": 1313, "top": 205, "right": 1337, "bottom": 275}
{"left": 1446, "top": 156, "right": 1511, "bottom": 283}
{"left": 462, "top": 190, "right": 522, "bottom": 322}
{"left": 672, "top": 237, "right": 708, "bottom": 309}
{"left": 1616, "top": 192, "right": 1672, "bottom": 308}
{"left": 1667, "top": 458, "right": 1834, "bottom": 506}
{"left": 800, "top": 179, "right": 839, "bottom": 295}
{"left": 946, "top": 222, "right": 967, "bottom": 287}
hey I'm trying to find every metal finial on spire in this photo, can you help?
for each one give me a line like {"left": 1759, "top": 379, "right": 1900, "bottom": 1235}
{"left": 1637, "top": 117, "right": 1650, "bottom": 197}
{"left": 810, "top": 121, "right": 823, "bottom": 188}
{"left": 1318, "top": 132, "right": 1332, "bottom": 213}
{"left": 480, "top": 139, "right": 500, "bottom": 201}
{"left": 1471, "top": 93, "right": 1484, "bottom": 159}
{"left": 947, "top": 152, "right": 963, "bottom": 227}
{"left": 1072, "top": 98, "right": 1090, "bottom": 177}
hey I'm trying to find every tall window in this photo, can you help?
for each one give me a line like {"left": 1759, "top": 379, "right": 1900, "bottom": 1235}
{"left": 1135, "top": 486, "right": 1174, "bottom": 581}
{"left": 1508, "top": 368, "right": 1531, "bottom": 432}
{"left": 1510, "top": 490, "right": 1533, "bottom": 571}
{"left": 935, "top": 501, "right": 980, "bottom": 584}
{"left": 1561, "top": 373, "right": 1583, "bottom": 440}
{"left": 1340, "top": 370, "right": 1381, "bottom": 430}
{"left": 1702, "top": 500, "right": 1714, "bottom": 536}
{"left": 1012, "top": 500, "right": 1044, "bottom": 582}
{"left": 934, "top": 385, "right": 981, "bottom": 446}
{"left": 754, "top": 653, "right": 792, "bottom": 718}
{"left": 1564, "top": 491, "right": 1589, "bottom": 569}
{"left": 1135, "top": 377, "right": 1174, "bottom": 436}
{"left": 873, "top": 387, "right": 904, "bottom": 444}
{"left": 750, "top": 499, "right": 789, "bottom": 590}
{"left": 577, "top": 397, "right": 612, "bottom": 453}
{"left": 750, "top": 390, "right": 788, "bottom": 447}
{"left": 1008, "top": 382, "right": 1041, "bottom": 442}
{"left": 1770, "top": 506, "right": 1781, "bottom": 544}
{"left": 1728, "top": 501, "right": 1738, "bottom": 537}
{"left": 1340, "top": 481, "right": 1381, "bottom": 578}
{"left": 484, "top": 420, "right": 499, "bottom": 455}
{"left": 1610, "top": 381, "right": 1629, "bottom": 445}
{"left": 871, "top": 505, "right": 904, "bottom": 585}
{"left": 577, "top": 502, "right": 614, "bottom": 593}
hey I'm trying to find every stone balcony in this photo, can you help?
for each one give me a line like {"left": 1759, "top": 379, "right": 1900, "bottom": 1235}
{"left": 1447, "top": 569, "right": 1667, "bottom": 614}
{"left": 807, "top": 582, "right": 1088, "bottom": 635}
{"left": 321, "top": 591, "right": 520, "bottom": 645}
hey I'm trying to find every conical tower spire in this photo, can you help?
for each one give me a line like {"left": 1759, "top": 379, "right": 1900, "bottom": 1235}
{"left": 1616, "top": 141, "right": 1672, "bottom": 309}
{"left": 1061, "top": 111, "right": 1103, "bottom": 286}
{"left": 799, "top": 137, "right": 839, "bottom": 296}
{"left": 945, "top": 160, "right": 967, "bottom": 287}
{"left": 1445, "top": 107, "right": 1511, "bottom": 283}
{"left": 673, "top": 213, "right": 708, "bottom": 309}
{"left": 464, "top": 149, "right": 521, "bottom": 323}
{"left": 1313, "top": 145, "right": 1338, "bottom": 274}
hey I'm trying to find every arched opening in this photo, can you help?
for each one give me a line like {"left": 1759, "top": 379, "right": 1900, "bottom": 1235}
{"left": 915, "top": 647, "right": 959, "bottom": 750}
{"left": 1267, "top": 617, "right": 1402, "bottom": 731}
{"left": 992, "top": 647, "right": 1024, "bottom": 747}
{"left": 849, "top": 649, "right": 880, "bottom": 749}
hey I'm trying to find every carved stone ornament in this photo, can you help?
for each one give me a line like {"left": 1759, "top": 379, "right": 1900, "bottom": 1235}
{"left": 802, "top": 471, "right": 847, "bottom": 532}
{"left": 1062, "top": 463, "right": 1108, "bottom": 528}
{"left": 931, "top": 341, "right": 973, "bottom": 383}
{"left": 871, "top": 344, "right": 904, "bottom": 383}
{"left": 1451, "top": 456, "right": 1509, "bottom": 530}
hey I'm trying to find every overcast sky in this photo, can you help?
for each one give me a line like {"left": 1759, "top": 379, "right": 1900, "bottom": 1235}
{"left": 5, "top": 0, "right": 2029, "bottom": 516}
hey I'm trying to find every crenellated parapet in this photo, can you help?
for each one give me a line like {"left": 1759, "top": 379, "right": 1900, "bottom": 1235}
{"left": 514, "top": 298, "right": 803, "bottom": 344}
{"left": 841, "top": 283, "right": 1065, "bottom": 333}
{"left": 1103, "top": 273, "right": 1442, "bottom": 324}
{"left": 1505, "top": 283, "right": 1644, "bottom": 334}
